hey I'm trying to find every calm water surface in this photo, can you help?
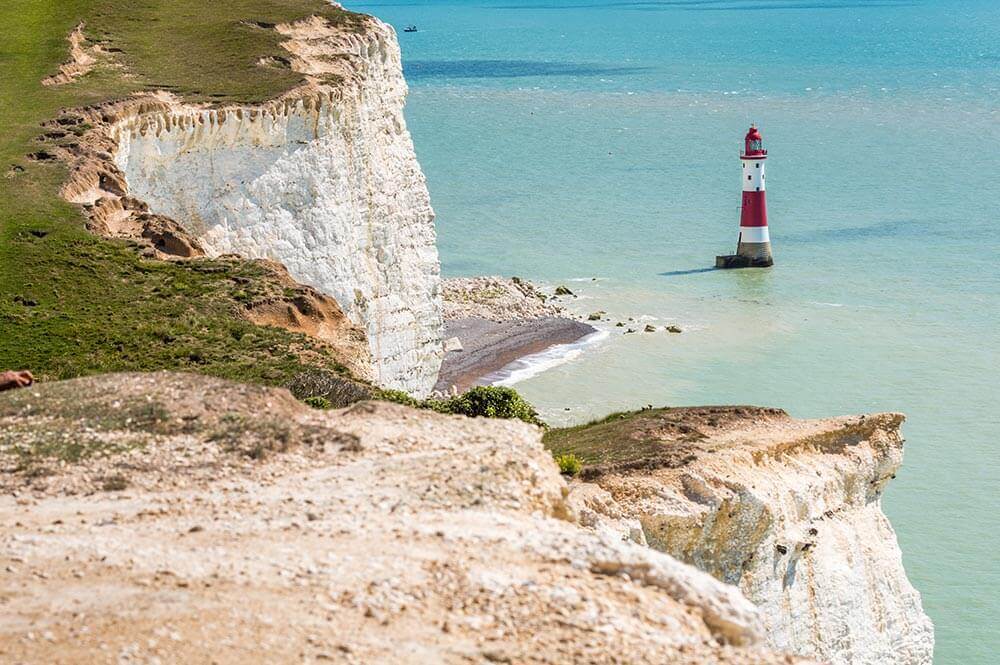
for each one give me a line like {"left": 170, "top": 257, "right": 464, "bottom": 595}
{"left": 351, "top": 1, "right": 999, "bottom": 661}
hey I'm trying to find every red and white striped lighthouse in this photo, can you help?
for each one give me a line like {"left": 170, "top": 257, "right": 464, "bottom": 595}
{"left": 717, "top": 124, "right": 774, "bottom": 268}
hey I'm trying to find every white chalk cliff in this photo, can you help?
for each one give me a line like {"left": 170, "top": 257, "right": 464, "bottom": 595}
{"left": 569, "top": 407, "right": 934, "bottom": 665}
{"left": 107, "top": 17, "right": 443, "bottom": 395}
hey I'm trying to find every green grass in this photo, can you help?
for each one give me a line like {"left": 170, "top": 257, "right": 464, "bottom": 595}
{"left": 0, "top": 1, "right": 368, "bottom": 386}
{"left": 542, "top": 407, "right": 707, "bottom": 478}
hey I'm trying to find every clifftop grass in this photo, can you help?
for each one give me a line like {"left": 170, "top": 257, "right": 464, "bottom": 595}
{"left": 0, "top": 1, "right": 366, "bottom": 385}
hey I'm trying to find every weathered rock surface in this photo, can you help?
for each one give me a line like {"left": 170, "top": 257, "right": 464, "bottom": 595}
{"left": 442, "top": 276, "right": 562, "bottom": 322}
{"left": 564, "top": 406, "right": 934, "bottom": 664}
{"left": 0, "top": 373, "right": 799, "bottom": 664}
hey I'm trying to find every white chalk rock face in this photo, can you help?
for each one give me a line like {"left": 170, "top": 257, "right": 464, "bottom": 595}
{"left": 579, "top": 410, "right": 934, "bottom": 665}
{"left": 111, "top": 20, "right": 443, "bottom": 395}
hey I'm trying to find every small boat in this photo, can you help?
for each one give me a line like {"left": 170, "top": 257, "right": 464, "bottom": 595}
{"left": 404, "top": 25, "right": 418, "bottom": 32}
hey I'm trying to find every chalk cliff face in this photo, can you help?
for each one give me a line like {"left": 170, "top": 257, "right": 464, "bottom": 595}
{"left": 565, "top": 407, "right": 934, "bottom": 665}
{"left": 107, "top": 18, "right": 443, "bottom": 395}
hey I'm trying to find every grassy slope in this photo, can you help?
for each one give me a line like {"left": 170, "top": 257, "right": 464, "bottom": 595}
{"left": 543, "top": 410, "right": 678, "bottom": 467}
{"left": 542, "top": 406, "right": 749, "bottom": 477}
{"left": 0, "top": 1, "right": 367, "bottom": 385}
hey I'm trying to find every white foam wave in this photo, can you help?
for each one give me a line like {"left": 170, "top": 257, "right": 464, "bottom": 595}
{"left": 484, "top": 329, "right": 610, "bottom": 387}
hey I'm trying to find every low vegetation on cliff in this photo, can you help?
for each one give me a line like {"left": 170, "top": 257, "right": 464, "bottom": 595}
{"left": 543, "top": 405, "right": 787, "bottom": 478}
{"left": 0, "top": 1, "right": 365, "bottom": 386}
{"left": 303, "top": 381, "right": 546, "bottom": 428}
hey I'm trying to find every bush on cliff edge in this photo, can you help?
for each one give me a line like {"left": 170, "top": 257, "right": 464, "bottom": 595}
{"left": 375, "top": 385, "right": 545, "bottom": 428}
{"left": 434, "top": 386, "right": 544, "bottom": 427}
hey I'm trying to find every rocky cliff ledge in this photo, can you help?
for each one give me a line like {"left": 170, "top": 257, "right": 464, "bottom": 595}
{"left": 549, "top": 406, "right": 934, "bottom": 664}
{"left": 1, "top": 373, "right": 800, "bottom": 664}
{"left": 59, "top": 15, "right": 443, "bottom": 396}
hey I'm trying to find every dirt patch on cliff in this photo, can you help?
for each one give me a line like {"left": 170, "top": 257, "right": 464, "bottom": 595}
{"left": 42, "top": 23, "right": 100, "bottom": 86}
{"left": 0, "top": 372, "right": 339, "bottom": 495}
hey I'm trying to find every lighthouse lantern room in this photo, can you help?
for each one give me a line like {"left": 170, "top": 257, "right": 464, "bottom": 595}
{"left": 716, "top": 124, "right": 774, "bottom": 269}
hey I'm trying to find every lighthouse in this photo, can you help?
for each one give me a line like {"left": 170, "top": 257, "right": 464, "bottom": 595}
{"left": 716, "top": 124, "right": 774, "bottom": 268}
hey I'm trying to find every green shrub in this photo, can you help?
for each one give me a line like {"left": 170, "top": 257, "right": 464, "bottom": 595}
{"left": 374, "top": 388, "right": 420, "bottom": 408}
{"left": 304, "top": 396, "right": 331, "bottom": 410}
{"left": 555, "top": 453, "right": 582, "bottom": 476}
{"left": 441, "top": 386, "right": 544, "bottom": 427}
{"left": 366, "top": 384, "right": 544, "bottom": 427}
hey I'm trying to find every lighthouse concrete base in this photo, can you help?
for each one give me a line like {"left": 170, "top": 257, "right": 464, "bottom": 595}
{"left": 715, "top": 254, "right": 774, "bottom": 269}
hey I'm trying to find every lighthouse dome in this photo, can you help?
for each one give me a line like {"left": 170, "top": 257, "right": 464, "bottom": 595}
{"left": 743, "top": 125, "right": 767, "bottom": 157}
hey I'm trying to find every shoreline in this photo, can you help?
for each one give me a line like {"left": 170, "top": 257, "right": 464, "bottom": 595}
{"left": 434, "top": 315, "right": 597, "bottom": 394}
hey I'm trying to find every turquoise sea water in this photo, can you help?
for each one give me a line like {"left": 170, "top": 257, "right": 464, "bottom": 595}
{"left": 352, "top": 1, "right": 998, "bottom": 661}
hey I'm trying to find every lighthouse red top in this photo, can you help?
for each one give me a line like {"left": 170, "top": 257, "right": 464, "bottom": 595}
{"left": 741, "top": 124, "right": 767, "bottom": 159}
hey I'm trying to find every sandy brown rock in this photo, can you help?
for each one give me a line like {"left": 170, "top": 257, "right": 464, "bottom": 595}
{"left": 244, "top": 261, "right": 373, "bottom": 382}
{"left": 42, "top": 23, "right": 100, "bottom": 86}
{"left": 0, "top": 373, "right": 801, "bottom": 664}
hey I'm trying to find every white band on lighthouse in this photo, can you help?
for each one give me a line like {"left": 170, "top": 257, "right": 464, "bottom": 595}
{"left": 741, "top": 160, "right": 766, "bottom": 192}
{"left": 738, "top": 226, "right": 770, "bottom": 243}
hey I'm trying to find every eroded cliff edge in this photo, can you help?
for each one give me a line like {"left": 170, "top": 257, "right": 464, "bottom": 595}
{"left": 551, "top": 406, "right": 934, "bottom": 664}
{"left": 0, "top": 373, "right": 798, "bottom": 664}
{"left": 58, "top": 15, "right": 443, "bottom": 396}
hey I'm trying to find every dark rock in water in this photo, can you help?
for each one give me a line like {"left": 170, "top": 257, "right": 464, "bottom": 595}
{"left": 716, "top": 254, "right": 772, "bottom": 269}
{"left": 554, "top": 285, "right": 574, "bottom": 297}
{"left": 588, "top": 311, "right": 604, "bottom": 321}
{"left": 615, "top": 322, "right": 624, "bottom": 327}
{"left": 665, "top": 325, "right": 682, "bottom": 334}
{"left": 643, "top": 324, "right": 657, "bottom": 333}
{"left": 625, "top": 328, "right": 636, "bottom": 334}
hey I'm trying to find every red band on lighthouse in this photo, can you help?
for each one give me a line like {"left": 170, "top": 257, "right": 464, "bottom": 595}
{"left": 740, "top": 191, "right": 768, "bottom": 227}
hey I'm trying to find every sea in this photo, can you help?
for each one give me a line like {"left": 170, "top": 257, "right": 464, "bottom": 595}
{"left": 349, "top": 1, "right": 998, "bottom": 661}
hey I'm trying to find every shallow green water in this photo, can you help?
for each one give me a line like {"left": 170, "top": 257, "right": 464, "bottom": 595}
{"left": 353, "top": 1, "right": 999, "bottom": 660}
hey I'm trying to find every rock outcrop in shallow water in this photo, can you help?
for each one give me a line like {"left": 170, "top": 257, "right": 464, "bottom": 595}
{"left": 556, "top": 406, "right": 934, "bottom": 664}
{"left": 60, "top": 16, "right": 443, "bottom": 396}
{"left": 0, "top": 373, "right": 801, "bottom": 664}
